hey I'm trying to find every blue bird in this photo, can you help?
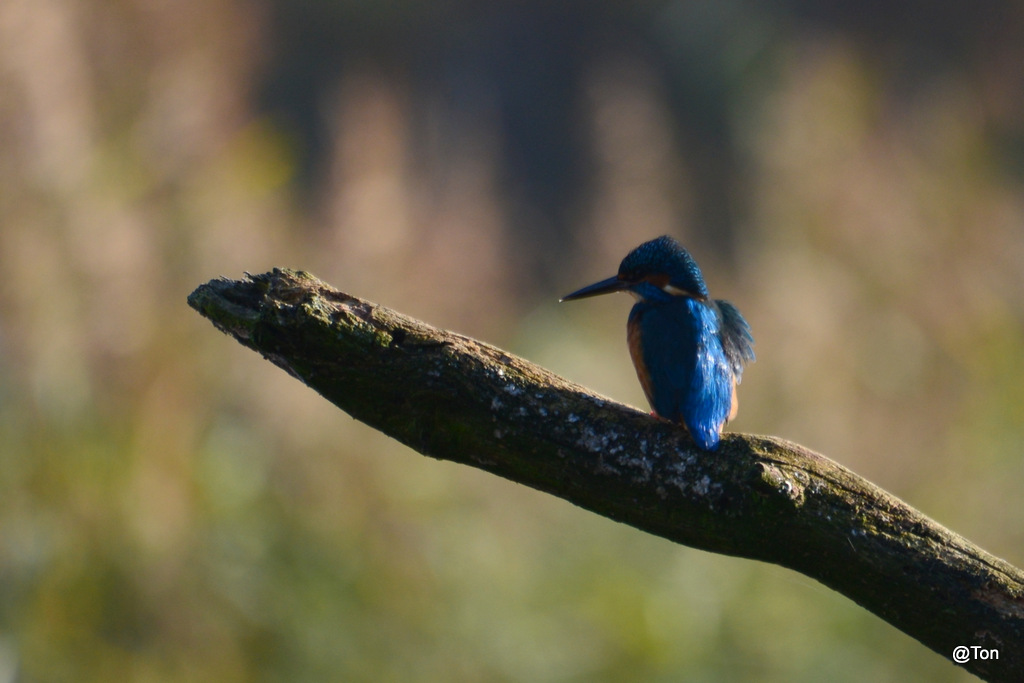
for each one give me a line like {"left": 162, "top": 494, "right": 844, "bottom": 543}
{"left": 561, "top": 236, "right": 754, "bottom": 450}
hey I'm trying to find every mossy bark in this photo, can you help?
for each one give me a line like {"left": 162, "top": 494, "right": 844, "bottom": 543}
{"left": 189, "top": 269, "right": 1024, "bottom": 682}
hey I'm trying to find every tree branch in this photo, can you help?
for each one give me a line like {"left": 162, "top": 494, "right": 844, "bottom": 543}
{"left": 188, "top": 268, "right": 1024, "bottom": 682}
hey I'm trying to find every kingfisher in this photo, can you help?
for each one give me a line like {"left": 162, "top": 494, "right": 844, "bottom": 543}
{"left": 561, "top": 235, "right": 754, "bottom": 451}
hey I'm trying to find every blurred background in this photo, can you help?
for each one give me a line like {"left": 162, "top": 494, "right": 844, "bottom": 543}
{"left": 1, "top": 0, "right": 1023, "bottom": 680}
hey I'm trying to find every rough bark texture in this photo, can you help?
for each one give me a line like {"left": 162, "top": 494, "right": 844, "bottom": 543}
{"left": 189, "top": 269, "right": 1024, "bottom": 682}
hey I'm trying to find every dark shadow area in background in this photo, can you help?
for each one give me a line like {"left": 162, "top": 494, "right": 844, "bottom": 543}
{"left": 256, "top": 0, "right": 1024, "bottom": 283}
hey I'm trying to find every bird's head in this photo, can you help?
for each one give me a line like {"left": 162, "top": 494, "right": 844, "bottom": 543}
{"left": 560, "top": 235, "right": 709, "bottom": 304}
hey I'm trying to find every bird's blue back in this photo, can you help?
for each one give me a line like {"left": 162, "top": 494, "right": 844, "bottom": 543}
{"left": 628, "top": 295, "right": 753, "bottom": 450}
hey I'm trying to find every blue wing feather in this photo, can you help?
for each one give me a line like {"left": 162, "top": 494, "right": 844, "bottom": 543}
{"left": 713, "top": 299, "right": 755, "bottom": 382}
{"left": 629, "top": 298, "right": 733, "bottom": 450}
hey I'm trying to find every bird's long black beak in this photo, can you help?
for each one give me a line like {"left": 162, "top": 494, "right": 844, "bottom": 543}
{"left": 560, "top": 276, "right": 628, "bottom": 302}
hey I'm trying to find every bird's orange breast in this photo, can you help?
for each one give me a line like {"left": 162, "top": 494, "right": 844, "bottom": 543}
{"left": 627, "top": 316, "right": 657, "bottom": 411}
